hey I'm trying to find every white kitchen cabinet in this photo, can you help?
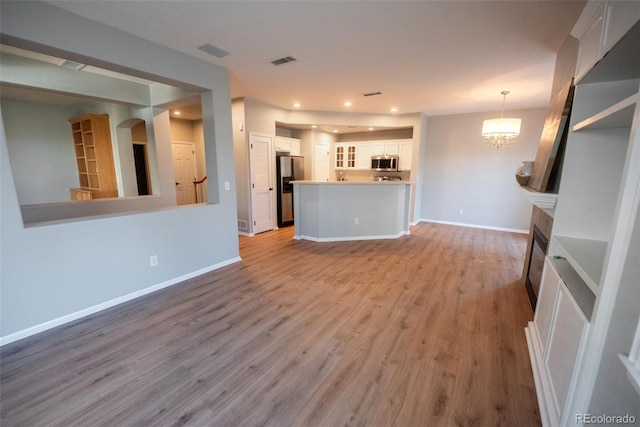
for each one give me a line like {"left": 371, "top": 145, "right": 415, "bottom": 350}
{"left": 334, "top": 139, "right": 412, "bottom": 170}
{"left": 384, "top": 141, "right": 399, "bottom": 155}
{"left": 371, "top": 142, "right": 385, "bottom": 155}
{"left": 356, "top": 142, "right": 374, "bottom": 169}
{"left": 335, "top": 143, "right": 356, "bottom": 169}
{"left": 275, "top": 137, "right": 290, "bottom": 153}
{"left": 370, "top": 141, "right": 400, "bottom": 156}
{"left": 275, "top": 137, "right": 300, "bottom": 154}
{"left": 399, "top": 141, "right": 412, "bottom": 171}
{"left": 290, "top": 139, "right": 300, "bottom": 156}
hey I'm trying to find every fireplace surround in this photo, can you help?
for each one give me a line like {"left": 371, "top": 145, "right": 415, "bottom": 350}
{"left": 522, "top": 205, "right": 554, "bottom": 310}
{"left": 525, "top": 225, "right": 548, "bottom": 307}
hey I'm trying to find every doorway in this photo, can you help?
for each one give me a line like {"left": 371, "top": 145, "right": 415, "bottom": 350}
{"left": 132, "top": 143, "right": 151, "bottom": 195}
{"left": 249, "top": 133, "right": 275, "bottom": 234}
{"left": 314, "top": 142, "right": 330, "bottom": 182}
{"left": 171, "top": 141, "right": 197, "bottom": 205}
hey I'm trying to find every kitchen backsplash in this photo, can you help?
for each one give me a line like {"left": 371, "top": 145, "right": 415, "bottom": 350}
{"left": 334, "top": 170, "right": 411, "bottom": 182}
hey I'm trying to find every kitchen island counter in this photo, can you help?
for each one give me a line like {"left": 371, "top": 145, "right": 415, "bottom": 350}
{"left": 291, "top": 181, "right": 413, "bottom": 241}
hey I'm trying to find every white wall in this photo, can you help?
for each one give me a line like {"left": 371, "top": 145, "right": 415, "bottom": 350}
{"left": 0, "top": 1, "right": 239, "bottom": 342}
{"left": 420, "top": 108, "right": 547, "bottom": 232}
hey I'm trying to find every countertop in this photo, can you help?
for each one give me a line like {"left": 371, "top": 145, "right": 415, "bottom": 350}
{"left": 292, "top": 180, "right": 413, "bottom": 185}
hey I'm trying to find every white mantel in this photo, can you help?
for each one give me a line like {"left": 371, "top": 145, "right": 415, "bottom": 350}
{"left": 520, "top": 185, "right": 558, "bottom": 211}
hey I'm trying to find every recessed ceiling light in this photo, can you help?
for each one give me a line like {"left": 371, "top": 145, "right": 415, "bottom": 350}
{"left": 390, "top": 107, "right": 398, "bottom": 113}
{"left": 344, "top": 101, "right": 352, "bottom": 107}
{"left": 369, "top": 127, "right": 374, "bottom": 131}
{"left": 333, "top": 129, "right": 339, "bottom": 133}
{"left": 174, "top": 111, "right": 181, "bottom": 115}
{"left": 293, "top": 103, "right": 301, "bottom": 108}
{"left": 311, "top": 125, "right": 317, "bottom": 129}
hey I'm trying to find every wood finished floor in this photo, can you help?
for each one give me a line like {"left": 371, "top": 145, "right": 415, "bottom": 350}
{"left": 0, "top": 223, "right": 539, "bottom": 426}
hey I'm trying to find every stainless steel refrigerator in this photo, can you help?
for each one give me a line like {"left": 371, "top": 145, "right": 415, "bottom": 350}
{"left": 277, "top": 155, "right": 305, "bottom": 227}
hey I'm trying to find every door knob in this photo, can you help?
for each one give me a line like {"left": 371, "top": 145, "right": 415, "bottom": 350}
{"left": 269, "top": 187, "right": 273, "bottom": 191}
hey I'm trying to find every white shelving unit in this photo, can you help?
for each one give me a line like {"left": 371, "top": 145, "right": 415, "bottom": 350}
{"left": 527, "top": 4, "right": 640, "bottom": 424}
{"left": 552, "top": 236, "right": 607, "bottom": 295}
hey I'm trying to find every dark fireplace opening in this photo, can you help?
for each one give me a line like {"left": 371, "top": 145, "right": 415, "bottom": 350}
{"left": 525, "top": 225, "right": 548, "bottom": 309}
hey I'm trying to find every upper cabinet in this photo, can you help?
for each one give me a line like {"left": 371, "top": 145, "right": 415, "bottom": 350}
{"left": 275, "top": 137, "right": 301, "bottom": 155}
{"left": 335, "top": 143, "right": 357, "bottom": 169}
{"left": 334, "top": 140, "right": 412, "bottom": 171}
{"left": 399, "top": 142, "right": 413, "bottom": 171}
{"left": 574, "top": 0, "right": 640, "bottom": 83}
{"left": 69, "top": 114, "right": 118, "bottom": 200}
{"left": 356, "top": 143, "right": 374, "bottom": 169}
{"left": 602, "top": 0, "right": 640, "bottom": 53}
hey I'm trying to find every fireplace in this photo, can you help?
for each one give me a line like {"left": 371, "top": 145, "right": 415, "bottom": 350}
{"left": 520, "top": 81, "right": 573, "bottom": 311}
{"left": 525, "top": 225, "right": 548, "bottom": 309}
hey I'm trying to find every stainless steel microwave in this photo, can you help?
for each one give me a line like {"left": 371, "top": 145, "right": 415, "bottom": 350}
{"left": 371, "top": 155, "right": 399, "bottom": 171}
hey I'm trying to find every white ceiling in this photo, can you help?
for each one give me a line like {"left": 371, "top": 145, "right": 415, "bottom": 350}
{"left": 44, "top": 1, "right": 584, "bottom": 117}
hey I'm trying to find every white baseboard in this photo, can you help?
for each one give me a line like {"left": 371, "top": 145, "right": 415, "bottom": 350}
{"left": 0, "top": 256, "right": 242, "bottom": 347}
{"left": 293, "top": 231, "right": 409, "bottom": 242}
{"left": 237, "top": 231, "right": 254, "bottom": 237}
{"left": 415, "top": 218, "right": 528, "bottom": 234}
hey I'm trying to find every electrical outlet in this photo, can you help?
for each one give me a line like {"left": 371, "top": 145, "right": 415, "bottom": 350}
{"left": 459, "top": 209, "right": 464, "bottom": 215}
{"left": 224, "top": 181, "right": 230, "bottom": 191}
{"left": 149, "top": 255, "right": 158, "bottom": 266}
{"left": 354, "top": 217, "right": 359, "bottom": 225}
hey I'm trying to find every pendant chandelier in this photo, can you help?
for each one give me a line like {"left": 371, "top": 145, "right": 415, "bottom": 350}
{"left": 482, "top": 91, "right": 521, "bottom": 149}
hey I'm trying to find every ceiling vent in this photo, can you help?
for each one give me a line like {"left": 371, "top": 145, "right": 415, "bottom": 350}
{"left": 58, "top": 59, "right": 86, "bottom": 71}
{"left": 198, "top": 43, "right": 230, "bottom": 58}
{"left": 363, "top": 91, "right": 383, "bottom": 97}
{"left": 271, "top": 56, "right": 297, "bottom": 66}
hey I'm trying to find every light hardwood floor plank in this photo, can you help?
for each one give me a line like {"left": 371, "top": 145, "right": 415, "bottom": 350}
{"left": 0, "top": 223, "right": 539, "bottom": 426}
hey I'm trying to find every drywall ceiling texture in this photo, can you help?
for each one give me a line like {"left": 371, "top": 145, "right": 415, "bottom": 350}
{"left": 46, "top": 0, "right": 585, "bottom": 115}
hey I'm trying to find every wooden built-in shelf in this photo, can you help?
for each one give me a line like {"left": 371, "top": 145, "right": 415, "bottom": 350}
{"left": 68, "top": 114, "right": 117, "bottom": 200}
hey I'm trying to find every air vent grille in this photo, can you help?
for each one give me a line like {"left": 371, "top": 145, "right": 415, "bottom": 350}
{"left": 198, "top": 43, "right": 230, "bottom": 58}
{"left": 58, "top": 59, "right": 86, "bottom": 71}
{"left": 363, "top": 91, "right": 383, "bottom": 97}
{"left": 271, "top": 56, "right": 297, "bottom": 66}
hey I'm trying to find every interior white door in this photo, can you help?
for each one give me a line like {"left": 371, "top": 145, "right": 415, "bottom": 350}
{"left": 171, "top": 142, "right": 196, "bottom": 205}
{"left": 314, "top": 142, "right": 330, "bottom": 182}
{"left": 250, "top": 133, "right": 274, "bottom": 234}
